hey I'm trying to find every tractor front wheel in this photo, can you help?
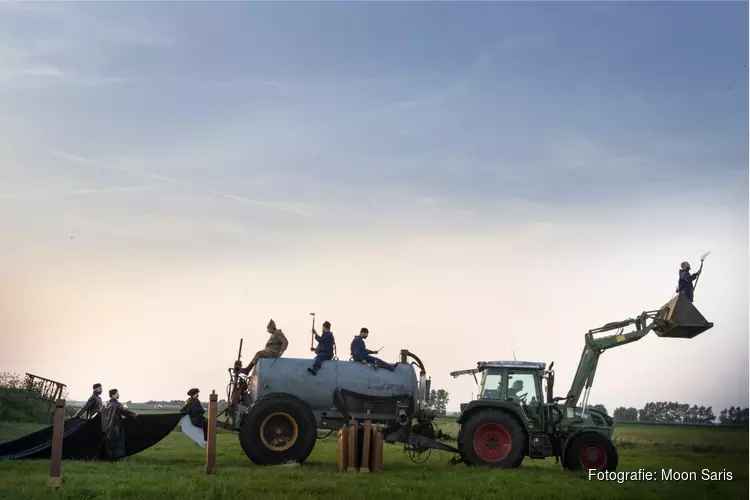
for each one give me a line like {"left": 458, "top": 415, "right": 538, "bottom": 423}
{"left": 239, "top": 395, "right": 317, "bottom": 465}
{"left": 459, "top": 409, "right": 526, "bottom": 468}
{"left": 563, "top": 432, "right": 618, "bottom": 473}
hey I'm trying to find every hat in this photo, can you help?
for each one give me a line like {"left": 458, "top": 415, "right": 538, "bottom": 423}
{"left": 360, "top": 327, "right": 369, "bottom": 333}
{"left": 93, "top": 383, "right": 102, "bottom": 389}
{"left": 187, "top": 388, "right": 199, "bottom": 397}
{"left": 109, "top": 389, "right": 118, "bottom": 397}
{"left": 267, "top": 319, "right": 276, "bottom": 330}
{"left": 323, "top": 321, "right": 331, "bottom": 328}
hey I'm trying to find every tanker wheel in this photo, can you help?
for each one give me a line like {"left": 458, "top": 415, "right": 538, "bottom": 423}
{"left": 459, "top": 410, "right": 526, "bottom": 468}
{"left": 239, "top": 395, "right": 317, "bottom": 465}
{"left": 563, "top": 433, "right": 618, "bottom": 473}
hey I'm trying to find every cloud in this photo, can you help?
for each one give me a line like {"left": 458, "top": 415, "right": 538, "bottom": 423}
{"left": 50, "top": 151, "right": 316, "bottom": 218}
{"left": 0, "top": 2, "right": 173, "bottom": 89}
{"left": 0, "top": 185, "right": 159, "bottom": 201}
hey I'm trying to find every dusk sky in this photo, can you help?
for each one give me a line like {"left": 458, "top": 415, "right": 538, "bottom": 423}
{"left": 0, "top": 1, "right": 747, "bottom": 414}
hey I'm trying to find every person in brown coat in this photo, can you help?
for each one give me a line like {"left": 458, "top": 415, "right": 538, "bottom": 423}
{"left": 241, "top": 319, "right": 289, "bottom": 375}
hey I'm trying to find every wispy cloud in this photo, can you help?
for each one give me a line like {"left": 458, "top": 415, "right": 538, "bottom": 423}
{"left": 50, "top": 151, "right": 316, "bottom": 218}
{"left": 0, "top": 184, "right": 158, "bottom": 201}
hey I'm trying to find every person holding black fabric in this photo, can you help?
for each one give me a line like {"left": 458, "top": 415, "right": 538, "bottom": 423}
{"left": 100, "top": 388, "right": 137, "bottom": 460}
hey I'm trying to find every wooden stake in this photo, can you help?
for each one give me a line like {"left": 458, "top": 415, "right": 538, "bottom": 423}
{"left": 347, "top": 419, "right": 358, "bottom": 472}
{"left": 46, "top": 398, "right": 65, "bottom": 488}
{"left": 370, "top": 424, "right": 383, "bottom": 472}
{"left": 360, "top": 411, "right": 372, "bottom": 472}
{"left": 337, "top": 427, "right": 349, "bottom": 471}
{"left": 204, "top": 391, "right": 217, "bottom": 475}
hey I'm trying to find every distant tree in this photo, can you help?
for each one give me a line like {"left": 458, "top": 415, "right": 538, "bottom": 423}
{"left": 720, "top": 406, "right": 749, "bottom": 425}
{"left": 613, "top": 406, "right": 638, "bottom": 421}
{"left": 637, "top": 401, "right": 716, "bottom": 424}
{"left": 426, "top": 389, "right": 450, "bottom": 416}
{"left": 589, "top": 404, "right": 608, "bottom": 415}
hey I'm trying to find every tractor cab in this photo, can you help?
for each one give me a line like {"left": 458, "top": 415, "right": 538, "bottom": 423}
{"left": 452, "top": 361, "right": 548, "bottom": 431}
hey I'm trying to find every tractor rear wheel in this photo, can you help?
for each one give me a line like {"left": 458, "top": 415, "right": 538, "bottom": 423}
{"left": 563, "top": 432, "right": 618, "bottom": 472}
{"left": 239, "top": 395, "right": 317, "bottom": 465}
{"left": 459, "top": 409, "right": 526, "bottom": 468}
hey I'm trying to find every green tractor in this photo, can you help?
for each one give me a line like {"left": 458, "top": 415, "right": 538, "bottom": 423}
{"left": 447, "top": 295, "right": 713, "bottom": 471}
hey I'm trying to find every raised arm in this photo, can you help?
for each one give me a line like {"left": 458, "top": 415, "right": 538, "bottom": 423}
{"left": 73, "top": 396, "right": 95, "bottom": 418}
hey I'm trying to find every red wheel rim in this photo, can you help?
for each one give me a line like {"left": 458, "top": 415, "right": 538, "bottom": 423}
{"left": 472, "top": 423, "right": 512, "bottom": 462}
{"left": 579, "top": 443, "right": 607, "bottom": 469}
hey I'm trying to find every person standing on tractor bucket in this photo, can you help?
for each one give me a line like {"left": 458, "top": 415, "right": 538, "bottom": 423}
{"left": 308, "top": 321, "right": 335, "bottom": 375}
{"left": 240, "top": 319, "right": 289, "bottom": 375}
{"left": 676, "top": 261, "right": 701, "bottom": 302}
{"left": 351, "top": 327, "right": 396, "bottom": 371}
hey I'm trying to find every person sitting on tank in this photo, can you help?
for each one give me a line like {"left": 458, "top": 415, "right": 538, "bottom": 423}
{"left": 676, "top": 260, "right": 701, "bottom": 303}
{"left": 181, "top": 388, "right": 207, "bottom": 440}
{"left": 240, "top": 319, "right": 289, "bottom": 375}
{"left": 307, "top": 320, "right": 335, "bottom": 375}
{"left": 350, "top": 327, "right": 397, "bottom": 371}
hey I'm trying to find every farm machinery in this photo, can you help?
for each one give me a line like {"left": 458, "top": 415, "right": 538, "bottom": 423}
{"left": 219, "top": 294, "right": 712, "bottom": 471}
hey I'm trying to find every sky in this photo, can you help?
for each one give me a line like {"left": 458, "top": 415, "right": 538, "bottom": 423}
{"left": 0, "top": 1, "right": 747, "bottom": 416}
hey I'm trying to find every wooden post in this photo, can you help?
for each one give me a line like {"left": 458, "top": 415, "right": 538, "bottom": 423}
{"left": 370, "top": 424, "right": 383, "bottom": 472}
{"left": 337, "top": 427, "right": 349, "bottom": 471}
{"left": 46, "top": 399, "right": 65, "bottom": 488}
{"left": 204, "top": 391, "right": 217, "bottom": 475}
{"left": 360, "top": 411, "right": 372, "bottom": 472}
{"left": 347, "top": 419, "right": 358, "bottom": 472}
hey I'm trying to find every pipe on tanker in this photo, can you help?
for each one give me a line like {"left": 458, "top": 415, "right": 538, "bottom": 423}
{"left": 418, "top": 372, "right": 427, "bottom": 411}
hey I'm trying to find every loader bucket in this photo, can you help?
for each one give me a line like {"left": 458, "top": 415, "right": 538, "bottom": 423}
{"left": 654, "top": 294, "right": 714, "bottom": 339}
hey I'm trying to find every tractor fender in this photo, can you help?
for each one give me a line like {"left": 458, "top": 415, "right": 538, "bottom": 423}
{"left": 241, "top": 392, "right": 313, "bottom": 424}
{"left": 456, "top": 400, "right": 529, "bottom": 430}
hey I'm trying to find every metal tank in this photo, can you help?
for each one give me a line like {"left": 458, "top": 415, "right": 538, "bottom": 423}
{"left": 224, "top": 347, "right": 445, "bottom": 466}
{"left": 249, "top": 357, "right": 419, "bottom": 427}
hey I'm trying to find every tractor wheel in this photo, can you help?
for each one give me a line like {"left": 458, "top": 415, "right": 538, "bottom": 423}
{"left": 238, "top": 395, "right": 317, "bottom": 465}
{"left": 459, "top": 410, "right": 527, "bottom": 468}
{"left": 563, "top": 433, "right": 618, "bottom": 473}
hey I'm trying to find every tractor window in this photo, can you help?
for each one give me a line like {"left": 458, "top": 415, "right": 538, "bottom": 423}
{"left": 506, "top": 371, "right": 540, "bottom": 404}
{"left": 478, "top": 371, "right": 504, "bottom": 400}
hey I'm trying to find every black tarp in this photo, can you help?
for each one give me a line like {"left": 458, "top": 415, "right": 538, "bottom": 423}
{"left": 0, "top": 413, "right": 181, "bottom": 461}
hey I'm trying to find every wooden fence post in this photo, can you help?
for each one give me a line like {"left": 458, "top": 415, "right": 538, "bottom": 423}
{"left": 204, "top": 391, "right": 217, "bottom": 475}
{"left": 47, "top": 399, "right": 65, "bottom": 488}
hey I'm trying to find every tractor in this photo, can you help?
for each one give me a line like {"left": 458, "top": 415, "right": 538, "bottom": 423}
{"left": 447, "top": 294, "right": 713, "bottom": 470}
{"left": 218, "top": 294, "right": 712, "bottom": 471}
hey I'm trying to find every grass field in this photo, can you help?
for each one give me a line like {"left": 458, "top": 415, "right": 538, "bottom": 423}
{"left": 0, "top": 413, "right": 746, "bottom": 500}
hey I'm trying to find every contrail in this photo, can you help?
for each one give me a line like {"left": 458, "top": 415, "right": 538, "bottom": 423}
{"left": 50, "top": 151, "right": 314, "bottom": 217}
{"left": 0, "top": 185, "right": 157, "bottom": 200}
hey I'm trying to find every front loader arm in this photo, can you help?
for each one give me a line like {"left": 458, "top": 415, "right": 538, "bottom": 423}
{"left": 564, "top": 308, "right": 668, "bottom": 413}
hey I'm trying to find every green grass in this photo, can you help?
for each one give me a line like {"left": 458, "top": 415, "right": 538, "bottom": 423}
{"left": 0, "top": 416, "right": 746, "bottom": 500}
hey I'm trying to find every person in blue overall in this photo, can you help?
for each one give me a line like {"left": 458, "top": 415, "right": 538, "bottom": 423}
{"left": 351, "top": 327, "right": 396, "bottom": 371}
{"left": 308, "top": 321, "right": 335, "bottom": 375}
{"left": 676, "top": 261, "right": 701, "bottom": 302}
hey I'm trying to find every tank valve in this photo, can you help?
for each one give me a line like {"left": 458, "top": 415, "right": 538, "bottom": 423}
{"left": 397, "top": 409, "right": 409, "bottom": 425}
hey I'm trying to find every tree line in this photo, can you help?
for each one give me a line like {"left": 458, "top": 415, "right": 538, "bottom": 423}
{"left": 603, "top": 401, "right": 749, "bottom": 425}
